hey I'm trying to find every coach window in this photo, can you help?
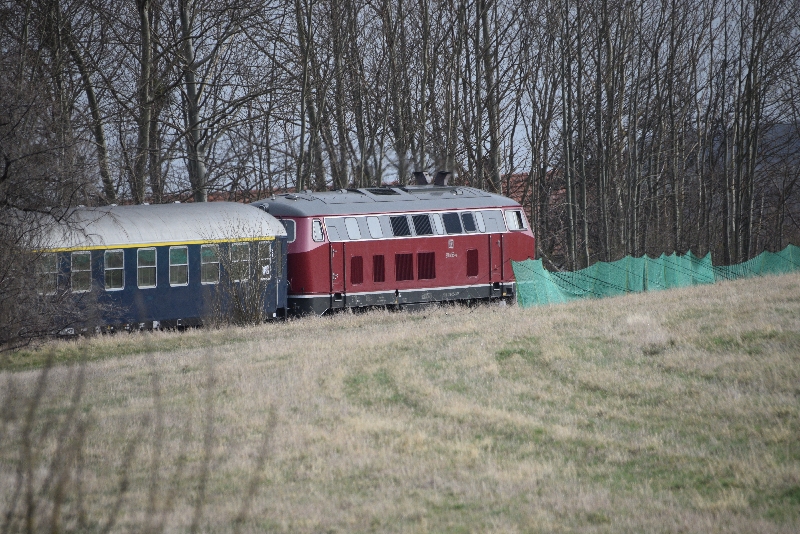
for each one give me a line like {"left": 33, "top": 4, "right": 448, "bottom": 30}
{"left": 104, "top": 250, "right": 124, "bottom": 290}
{"left": 230, "top": 242, "right": 250, "bottom": 282}
{"left": 257, "top": 241, "right": 273, "bottom": 280}
{"left": 461, "top": 212, "right": 477, "bottom": 233}
{"left": 505, "top": 209, "right": 527, "bottom": 231}
{"left": 37, "top": 253, "right": 59, "bottom": 295}
{"left": 373, "top": 255, "right": 385, "bottom": 283}
{"left": 137, "top": 248, "right": 157, "bottom": 288}
{"left": 367, "top": 216, "right": 383, "bottom": 238}
{"left": 71, "top": 251, "right": 92, "bottom": 292}
{"left": 201, "top": 244, "right": 219, "bottom": 284}
{"left": 169, "top": 246, "right": 189, "bottom": 286}
{"left": 474, "top": 211, "right": 486, "bottom": 232}
{"left": 442, "top": 212, "right": 463, "bottom": 234}
{"left": 345, "top": 217, "right": 362, "bottom": 240}
{"left": 280, "top": 219, "right": 296, "bottom": 243}
{"left": 312, "top": 219, "right": 325, "bottom": 242}
{"left": 412, "top": 214, "right": 433, "bottom": 236}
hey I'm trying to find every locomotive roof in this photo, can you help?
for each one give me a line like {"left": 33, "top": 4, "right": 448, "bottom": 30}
{"left": 251, "top": 185, "right": 521, "bottom": 217}
{"left": 41, "top": 202, "right": 286, "bottom": 251}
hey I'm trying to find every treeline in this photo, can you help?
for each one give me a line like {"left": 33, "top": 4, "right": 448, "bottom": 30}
{"left": 1, "top": 0, "right": 799, "bottom": 268}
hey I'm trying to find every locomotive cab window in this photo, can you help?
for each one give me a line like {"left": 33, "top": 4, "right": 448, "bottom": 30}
{"left": 169, "top": 246, "right": 189, "bottom": 286}
{"left": 442, "top": 212, "right": 463, "bottom": 234}
{"left": 279, "top": 219, "right": 296, "bottom": 243}
{"left": 137, "top": 248, "right": 157, "bottom": 288}
{"left": 505, "top": 209, "right": 527, "bottom": 231}
{"left": 312, "top": 219, "right": 325, "bottom": 242}
{"left": 71, "top": 251, "right": 92, "bottom": 292}
{"left": 37, "top": 253, "right": 59, "bottom": 295}
{"left": 230, "top": 242, "right": 250, "bottom": 282}
{"left": 201, "top": 244, "right": 219, "bottom": 284}
{"left": 104, "top": 250, "right": 124, "bottom": 290}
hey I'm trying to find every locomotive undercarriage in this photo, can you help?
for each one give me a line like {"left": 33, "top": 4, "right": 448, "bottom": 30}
{"left": 288, "top": 282, "right": 516, "bottom": 316}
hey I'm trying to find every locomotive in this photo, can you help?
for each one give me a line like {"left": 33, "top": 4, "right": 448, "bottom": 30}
{"left": 251, "top": 174, "right": 535, "bottom": 315}
{"left": 36, "top": 176, "right": 535, "bottom": 329}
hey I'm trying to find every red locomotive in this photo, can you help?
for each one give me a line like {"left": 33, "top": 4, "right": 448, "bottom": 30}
{"left": 252, "top": 174, "right": 535, "bottom": 315}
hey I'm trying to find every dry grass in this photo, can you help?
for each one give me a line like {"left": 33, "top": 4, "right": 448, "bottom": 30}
{"left": 2, "top": 273, "right": 800, "bottom": 533}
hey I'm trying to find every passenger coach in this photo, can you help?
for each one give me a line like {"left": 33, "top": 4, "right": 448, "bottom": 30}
{"left": 252, "top": 175, "right": 535, "bottom": 315}
{"left": 37, "top": 202, "right": 288, "bottom": 330}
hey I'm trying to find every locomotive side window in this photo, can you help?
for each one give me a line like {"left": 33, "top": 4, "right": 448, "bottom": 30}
{"left": 481, "top": 210, "right": 506, "bottom": 232}
{"left": 312, "top": 219, "right": 325, "bottom": 242}
{"left": 71, "top": 251, "right": 92, "bottom": 292}
{"left": 467, "top": 249, "right": 479, "bottom": 277}
{"left": 417, "top": 252, "right": 436, "bottom": 280}
{"left": 201, "top": 244, "right": 219, "bottom": 284}
{"left": 474, "top": 211, "right": 486, "bottom": 232}
{"left": 230, "top": 242, "right": 250, "bottom": 282}
{"left": 104, "top": 250, "right": 124, "bottom": 290}
{"left": 442, "top": 212, "right": 463, "bottom": 234}
{"left": 367, "top": 216, "right": 383, "bottom": 238}
{"left": 373, "top": 255, "right": 385, "bottom": 283}
{"left": 350, "top": 256, "right": 364, "bottom": 285}
{"left": 395, "top": 253, "right": 414, "bottom": 281}
{"left": 257, "top": 241, "right": 272, "bottom": 280}
{"left": 345, "top": 217, "right": 361, "bottom": 240}
{"left": 137, "top": 248, "right": 157, "bottom": 288}
{"left": 279, "top": 219, "right": 296, "bottom": 243}
{"left": 390, "top": 215, "right": 411, "bottom": 237}
{"left": 169, "top": 246, "right": 189, "bottom": 286}
{"left": 37, "top": 253, "right": 59, "bottom": 295}
{"left": 412, "top": 214, "right": 433, "bottom": 236}
{"left": 461, "top": 212, "right": 477, "bottom": 233}
{"left": 431, "top": 213, "right": 444, "bottom": 235}
{"left": 505, "top": 210, "right": 527, "bottom": 230}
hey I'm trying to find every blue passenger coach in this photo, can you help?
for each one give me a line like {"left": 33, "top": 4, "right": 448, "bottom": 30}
{"left": 38, "top": 202, "right": 288, "bottom": 330}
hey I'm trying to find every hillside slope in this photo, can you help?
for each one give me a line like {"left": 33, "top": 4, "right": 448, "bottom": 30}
{"left": 2, "top": 273, "right": 800, "bottom": 533}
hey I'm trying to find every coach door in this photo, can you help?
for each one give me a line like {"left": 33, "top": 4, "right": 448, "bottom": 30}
{"left": 330, "top": 242, "right": 345, "bottom": 309}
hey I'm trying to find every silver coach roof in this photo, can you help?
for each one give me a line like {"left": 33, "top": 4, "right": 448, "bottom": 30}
{"left": 251, "top": 185, "right": 521, "bottom": 217}
{"left": 42, "top": 202, "right": 286, "bottom": 251}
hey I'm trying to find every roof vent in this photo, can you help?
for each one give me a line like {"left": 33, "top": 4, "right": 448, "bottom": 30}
{"left": 367, "top": 188, "right": 400, "bottom": 196}
{"left": 434, "top": 171, "right": 452, "bottom": 186}
{"left": 413, "top": 171, "right": 432, "bottom": 185}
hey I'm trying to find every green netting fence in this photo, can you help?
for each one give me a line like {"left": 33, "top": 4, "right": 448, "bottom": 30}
{"left": 513, "top": 244, "right": 800, "bottom": 308}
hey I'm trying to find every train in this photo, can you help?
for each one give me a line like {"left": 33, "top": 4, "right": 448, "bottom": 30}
{"left": 251, "top": 176, "right": 535, "bottom": 315}
{"left": 36, "top": 202, "right": 289, "bottom": 331}
{"left": 36, "top": 176, "right": 535, "bottom": 330}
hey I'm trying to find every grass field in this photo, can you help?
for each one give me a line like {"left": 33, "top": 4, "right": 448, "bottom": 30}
{"left": 2, "top": 273, "right": 800, "bottom": 533}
